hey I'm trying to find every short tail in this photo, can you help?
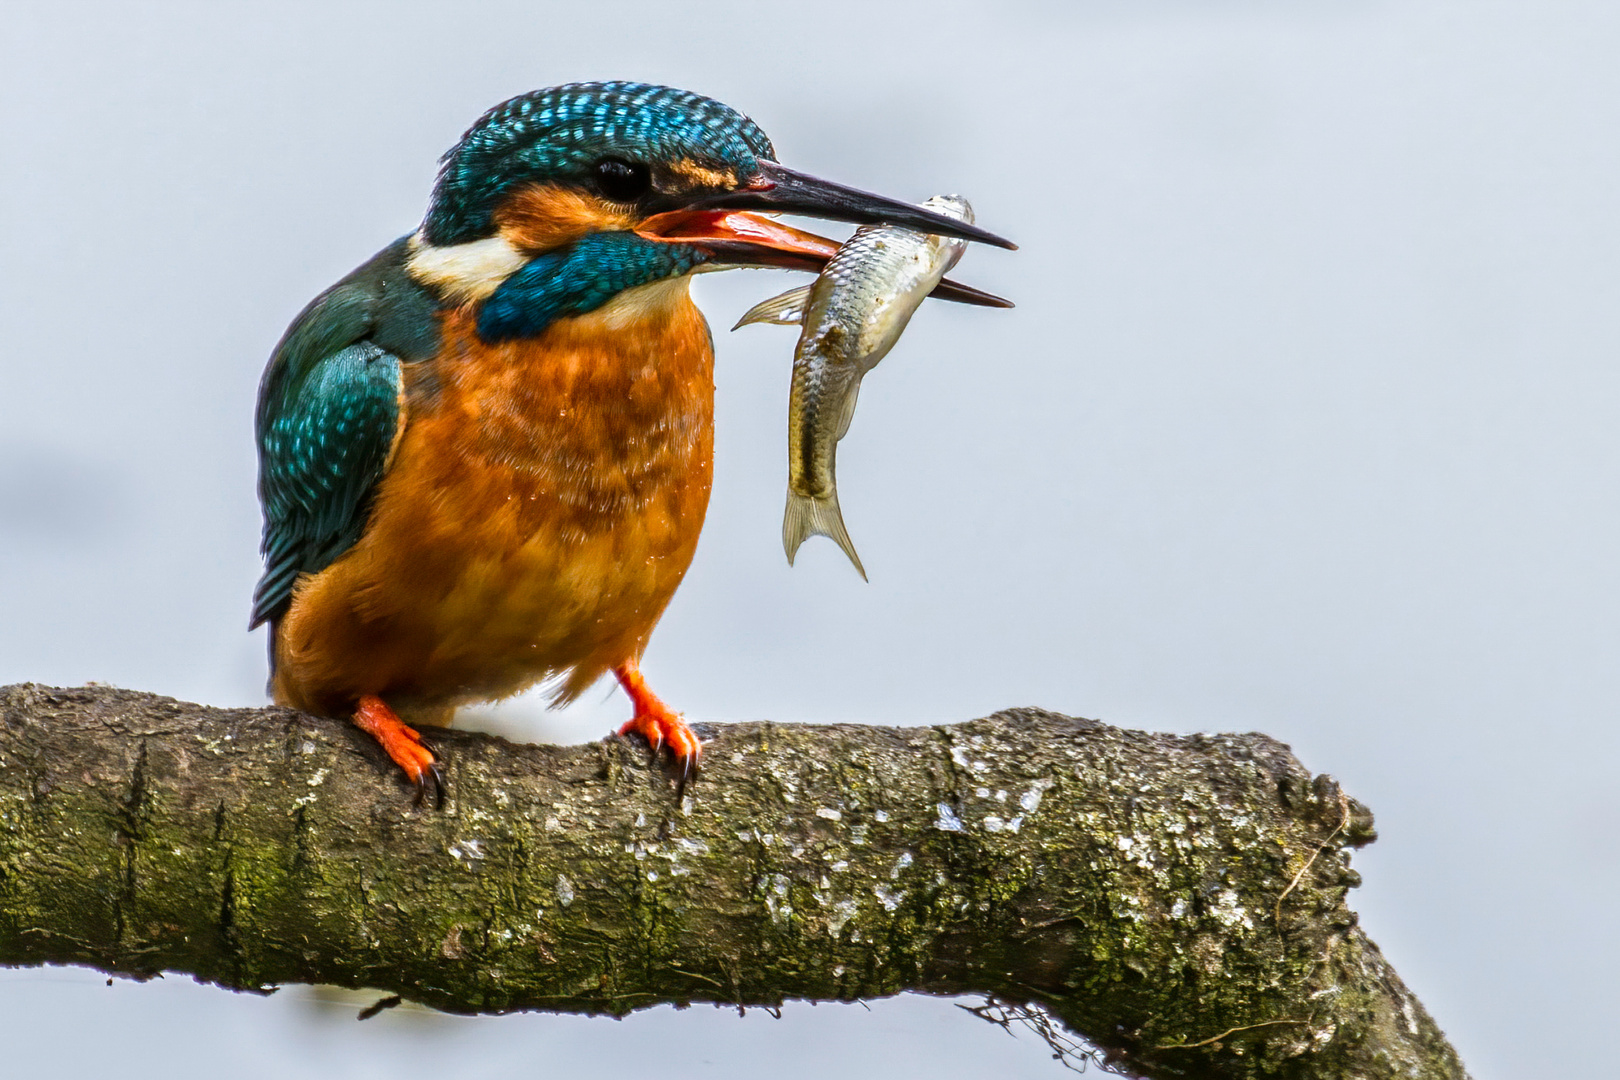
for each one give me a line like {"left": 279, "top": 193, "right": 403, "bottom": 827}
{"left": 783, "top": 489, "right": 867, "bottom": 580}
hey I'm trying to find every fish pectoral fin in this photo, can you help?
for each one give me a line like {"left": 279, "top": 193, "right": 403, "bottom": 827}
{"left": 783, "top": 490, "right": 867, "bottom": 581}
{"left": 732, "top": 285, "right": 813, "bottom": 330}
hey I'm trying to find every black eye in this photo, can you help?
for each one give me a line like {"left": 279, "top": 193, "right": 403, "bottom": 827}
{"left": 594, "top": 157, "right": 651, "bottom": 203}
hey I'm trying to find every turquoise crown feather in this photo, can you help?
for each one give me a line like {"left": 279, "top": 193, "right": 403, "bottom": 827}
{"left": 423, "top": 81, "right": 775, "bottom": 246}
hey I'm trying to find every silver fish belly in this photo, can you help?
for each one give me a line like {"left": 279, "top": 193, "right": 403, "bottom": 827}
{"left": 735, "top": 195, "right": 975, "bottom": 578}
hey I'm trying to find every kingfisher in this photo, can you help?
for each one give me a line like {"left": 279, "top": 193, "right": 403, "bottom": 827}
{"left": 251, "top": 82, "right": 1012, "bottom": 803}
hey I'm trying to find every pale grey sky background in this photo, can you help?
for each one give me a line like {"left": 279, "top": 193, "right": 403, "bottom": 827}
{"left": 1, "top": 1, "right": 1615, "bottom": 1076}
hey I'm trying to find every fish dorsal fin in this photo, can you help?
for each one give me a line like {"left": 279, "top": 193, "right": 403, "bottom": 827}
{"left": 732, "top": 285, "right": 813, "bottom": 330}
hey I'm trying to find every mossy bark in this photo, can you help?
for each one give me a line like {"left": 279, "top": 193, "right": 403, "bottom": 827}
{"left": 0, "top": 684, "right": 1466, "bottom": 1078}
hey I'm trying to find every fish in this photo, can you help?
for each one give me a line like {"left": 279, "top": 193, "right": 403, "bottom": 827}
{"left": 734, "top": 194, "right": 1008, "bottom": 578}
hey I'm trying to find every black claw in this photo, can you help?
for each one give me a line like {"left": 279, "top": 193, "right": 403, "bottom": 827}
{"left": 620, "top": 731, "right": 699, "bottom": 800}
{"left": 412, "top": 763, "right": 446, "bottom": 809}
{"left": 672, "top": 754, "right": 699, "bottom": 803}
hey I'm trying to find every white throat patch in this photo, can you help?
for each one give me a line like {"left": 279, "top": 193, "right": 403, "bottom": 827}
{"left": 405, "top": 231, "right": 528, "bottom": 304}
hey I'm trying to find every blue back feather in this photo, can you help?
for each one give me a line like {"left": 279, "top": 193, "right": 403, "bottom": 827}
{"left": 252, "top": 238, "right": 437, "bottom": 631}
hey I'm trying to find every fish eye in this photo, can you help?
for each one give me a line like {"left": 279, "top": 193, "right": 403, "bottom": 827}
{"left": 594, "top": 157, "right": 651, "bottom": 203}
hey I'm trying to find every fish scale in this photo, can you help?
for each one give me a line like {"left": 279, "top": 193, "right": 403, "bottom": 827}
{"left": 735, "top": 195, "right": 978, "bottom": 579}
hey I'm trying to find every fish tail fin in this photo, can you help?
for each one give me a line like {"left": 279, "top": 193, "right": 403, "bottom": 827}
{"left": 733, "top": 285, "right": 813, "bottom": 330}
{"left": 783, "top": 489, "right": 867, "bottom": 581}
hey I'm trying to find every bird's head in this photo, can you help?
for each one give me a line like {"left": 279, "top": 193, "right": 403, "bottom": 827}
{"left": 407, "top": 82, "right": 1012, "bottom": 337}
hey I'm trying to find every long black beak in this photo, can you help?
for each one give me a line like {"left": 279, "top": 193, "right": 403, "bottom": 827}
{"left": 687, "top": 160, "right": 1018, "bottom": 251}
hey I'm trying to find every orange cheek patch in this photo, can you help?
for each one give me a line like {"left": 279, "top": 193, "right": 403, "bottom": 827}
{"left": 493, "top": 183, "right": 641, "bottom": 253}
{"left": 665, "top": 158, "right": 738, "bottom": 190}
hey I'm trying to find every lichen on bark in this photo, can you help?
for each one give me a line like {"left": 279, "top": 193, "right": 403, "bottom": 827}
{"left": 0, "top": 684, "right": 1467, "bottom": 1079}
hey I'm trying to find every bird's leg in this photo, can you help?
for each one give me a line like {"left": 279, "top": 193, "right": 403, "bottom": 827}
{"left": 614, "top": 662, "right": 701, "bottom": 783}
{"left": 353, "top": 695, "right": 444, "bottom": 807}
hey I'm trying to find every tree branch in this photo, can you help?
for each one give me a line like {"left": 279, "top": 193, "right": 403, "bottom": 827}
{"left": 0, "top": 684, "right": 1467, "bottom": 1078}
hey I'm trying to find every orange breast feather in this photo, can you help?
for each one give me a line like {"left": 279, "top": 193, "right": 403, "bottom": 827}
{"left": 271, "top": 279, "right": 715, "bottom": 721}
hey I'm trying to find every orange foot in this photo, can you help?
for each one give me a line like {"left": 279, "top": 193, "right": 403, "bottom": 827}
{"left": 614, "top": 662, "right": 701, "bottom": 790}
{"left": 354, "top": 695, "right": 444, "bottom": 807}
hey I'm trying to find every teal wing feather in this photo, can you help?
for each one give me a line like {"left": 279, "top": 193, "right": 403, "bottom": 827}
{"left": 251, "top": 238, "right": 440, "bottom": 630}
{"left": 251, "top": 340, "right": 401, "bottom": 629}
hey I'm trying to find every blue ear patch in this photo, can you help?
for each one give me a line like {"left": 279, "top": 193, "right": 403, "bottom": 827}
{"left": 476, "top": 232, "right": 706, "bottom": 343}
